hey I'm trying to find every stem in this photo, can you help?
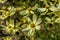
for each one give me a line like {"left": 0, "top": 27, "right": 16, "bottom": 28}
{"left": 30, "top": 36, "right": 34, "bottom": 40}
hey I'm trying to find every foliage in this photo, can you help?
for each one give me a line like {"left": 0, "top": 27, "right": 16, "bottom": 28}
{"left": 0, "top": 0, "right": 60, "bottom": 40}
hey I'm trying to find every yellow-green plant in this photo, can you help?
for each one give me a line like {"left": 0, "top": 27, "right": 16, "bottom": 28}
{"left": 0, "top": 0, "right": 60, "bottom": 40}
{"left": 1, "top": 19, "right": 20, "bottom": 34}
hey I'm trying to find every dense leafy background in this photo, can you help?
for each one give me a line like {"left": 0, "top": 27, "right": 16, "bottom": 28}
{"left": 0, "top": 0, "right": 60, "bottom": 40}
